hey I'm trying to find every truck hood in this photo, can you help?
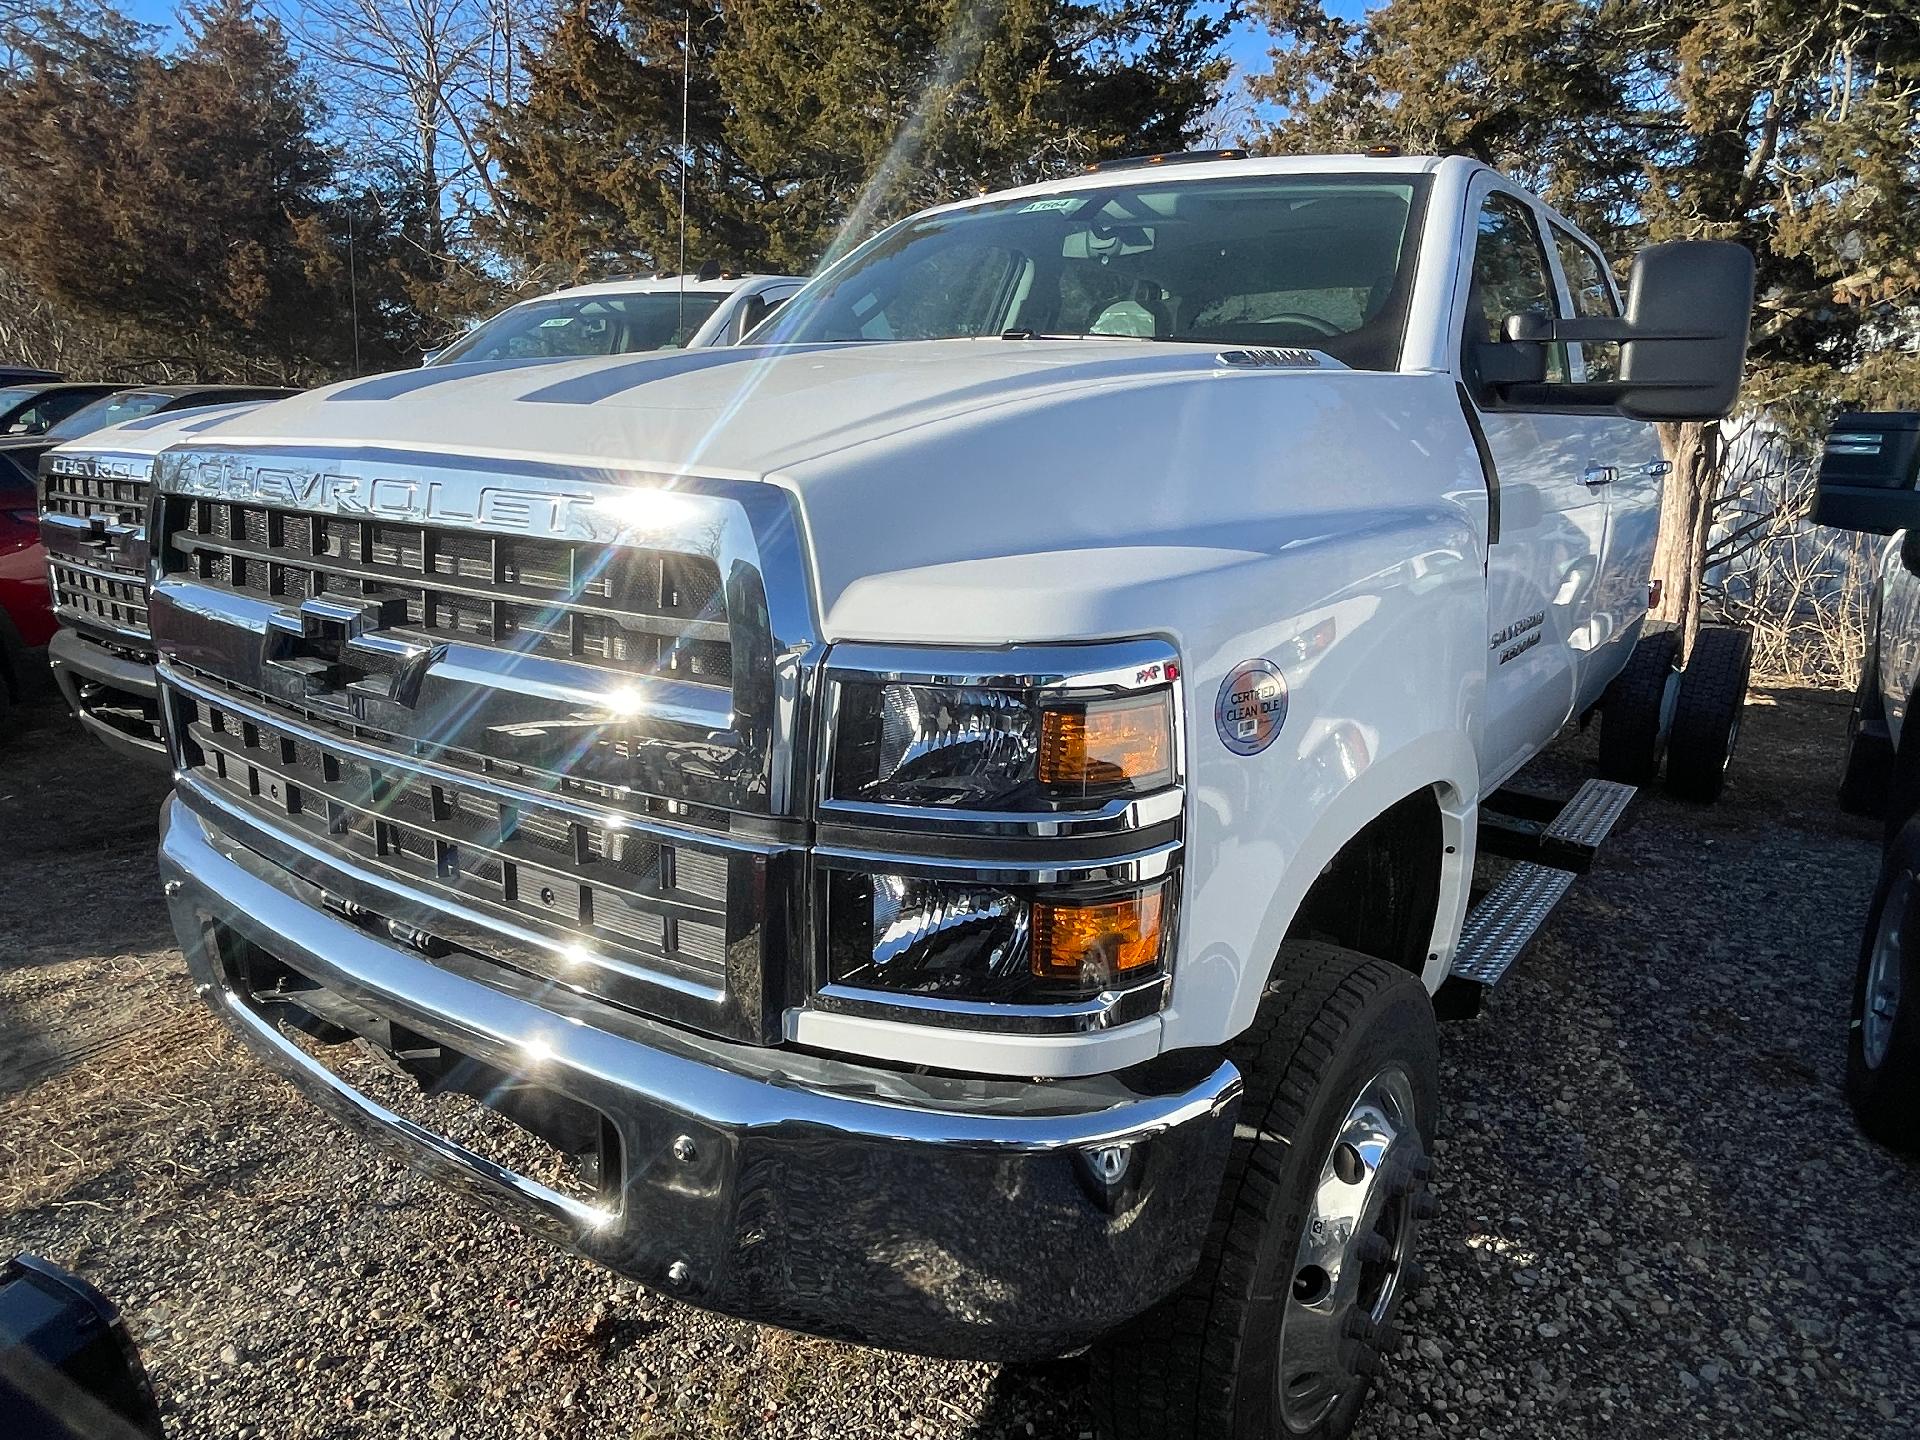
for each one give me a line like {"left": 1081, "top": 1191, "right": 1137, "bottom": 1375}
{"left": 48, "top": 398, "right": 281, "bottom": 462}
{"left": 190, "top": 339, "right": 1341, "bottom": 480}
{"left": 159, "top": 341, "right": 1482, "bottom": 646}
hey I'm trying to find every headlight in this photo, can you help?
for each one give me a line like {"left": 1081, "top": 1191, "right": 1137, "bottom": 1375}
{"left": 831, "top": 681, "right": 1175, "bottom": 809}
{"left": 826, "top": 869, "right": 1170, "bottom": 1001}
{"left": 816, "top": 642, "right": 1183, "bottom": 1018}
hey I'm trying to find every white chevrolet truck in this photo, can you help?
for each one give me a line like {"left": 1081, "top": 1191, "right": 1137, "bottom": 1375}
{"left": 39, "top": 402, "right": 284, "bottom": 759}
{"left": 146, "top": 154, "right": 1752, "bottom": 1438}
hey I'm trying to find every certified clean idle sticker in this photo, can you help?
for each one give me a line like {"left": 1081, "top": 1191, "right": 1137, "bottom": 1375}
{"left": 1215, "top": 659, "right": 1289, "bottom": 756}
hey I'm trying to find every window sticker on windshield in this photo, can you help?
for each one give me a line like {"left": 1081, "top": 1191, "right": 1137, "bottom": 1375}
{"left": 1018, "top": 197, "right": 1083, "bottom": 214}
{"left": 538, "top": 316, "right": 574, "bottom": 327}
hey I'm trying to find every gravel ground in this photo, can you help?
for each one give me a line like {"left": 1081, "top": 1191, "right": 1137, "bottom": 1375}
{"left": 2, "top": 682, "right": 1917, "bottom": 1440}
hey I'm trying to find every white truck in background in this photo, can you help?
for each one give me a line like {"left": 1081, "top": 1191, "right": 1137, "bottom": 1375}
{"left": 423, "top": 271, "right": 807, "bottom": 366}
{"left": 37, "top": 396, "right": 291, "bottom": 760}
{"left": 145, "top": 154, "right": 1752, "bottom": 1439}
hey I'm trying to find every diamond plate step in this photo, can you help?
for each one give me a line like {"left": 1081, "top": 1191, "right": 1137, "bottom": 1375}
{"left": 1448, "top": 862, "right": 1577, "bottom": 987}
{"left": 1542, "top": 778, "right": 1637, "bottom": 852}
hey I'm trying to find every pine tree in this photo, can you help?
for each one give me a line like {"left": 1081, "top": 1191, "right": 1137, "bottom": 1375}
{"left": 1246, "top": 0, "right": 1920, "bottom": 644}
{"left": 484, "top": 0, "right": 766, "bottom": 280}
{"left": 487, "top": 0, "right": 1232, "bottom": 277}
{"left": 0, "top": 0, "right": 432, "bottom": 378}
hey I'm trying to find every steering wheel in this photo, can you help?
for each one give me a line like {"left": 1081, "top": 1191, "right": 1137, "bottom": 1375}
{"left": 1257, "top": 312, "right": 1344, "bottom": 338}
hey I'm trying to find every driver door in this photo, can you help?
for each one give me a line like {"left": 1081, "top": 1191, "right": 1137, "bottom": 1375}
{"left": 1458, "top": 178, "right": 1610, "bottom": 792}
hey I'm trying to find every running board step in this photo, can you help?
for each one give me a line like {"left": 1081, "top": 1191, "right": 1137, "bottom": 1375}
{"left": 1447, "top": 862, "right": 1577, "bottom": 987}
{"left": 1476, "top": 778, "right": 1637, "bottom": 873}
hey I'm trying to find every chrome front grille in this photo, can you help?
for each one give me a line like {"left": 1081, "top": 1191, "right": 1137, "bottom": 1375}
{"left": 150, "top": 446, "right": 818, "bottom": 1044}
{"left": 42, "top": 460, "right": 148, "bottom": 523}
{"left": 182, "top": 691, "right": 736, "bottom": 993}
{"left": 48, "top": 557, "right": 149, "bottom": 633}
{"left": 171, "top": 499, "right": 732, "bottom": 681}
{"left": 40, "top": 450, "right": 155, "bottom": 643}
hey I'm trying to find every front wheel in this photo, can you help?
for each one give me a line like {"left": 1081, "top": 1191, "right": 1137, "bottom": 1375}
{"left": 1848, "top": 820, "right": 1920, "bottom": 1152}
{"left": 1089, "top": 942, "right": 1439, "bottom": 1440}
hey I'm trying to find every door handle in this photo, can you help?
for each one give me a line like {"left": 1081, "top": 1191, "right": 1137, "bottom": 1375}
{"left": 1641, "top": 459, "right": 1673, "bottom": 477}
{"left": 1582, "top": 465, "right": 1618, "bottom": 489}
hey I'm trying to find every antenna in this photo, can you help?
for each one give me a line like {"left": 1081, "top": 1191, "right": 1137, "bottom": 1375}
{"left": 678, "top": 10, "right": 690, "bottom": 334}
{"left": 347, "top": 211, "right": 361, "bottom": 374}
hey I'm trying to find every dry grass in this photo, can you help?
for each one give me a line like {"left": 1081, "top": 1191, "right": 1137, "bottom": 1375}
{"left": 0, "top": 995, "right": 237, "bottom": 1212}
{"left": 1706, "top": 417, "right": 1876, "bottom": 688}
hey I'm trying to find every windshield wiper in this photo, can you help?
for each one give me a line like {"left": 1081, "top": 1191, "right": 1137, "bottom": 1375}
{"left": 998, "top": 328, "right": 1142, "bottom": 341}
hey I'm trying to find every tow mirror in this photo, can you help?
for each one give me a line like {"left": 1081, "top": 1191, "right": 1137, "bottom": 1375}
{"left": 1505, "top": 240, "right": 1755, "bottom": 421}
{"left": 1810, "top": 413, "right": 1920, "bottom": 534}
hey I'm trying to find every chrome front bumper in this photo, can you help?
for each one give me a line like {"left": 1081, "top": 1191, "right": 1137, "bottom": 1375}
{"left": 160, "top": 797, "right": 1241, "bottom": 1359}
{"left": 49, "top": 627, "right": 165, "bottom": 763}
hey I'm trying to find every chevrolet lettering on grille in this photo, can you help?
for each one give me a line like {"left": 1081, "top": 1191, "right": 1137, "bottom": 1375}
{"left": 168, "top": 452, "right": 616, "bottom": 542}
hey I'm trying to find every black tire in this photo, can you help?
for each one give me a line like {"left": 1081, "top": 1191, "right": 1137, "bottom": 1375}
{"left": 1664, "top": 625, "right": 1753, "bottom": 803}
{"left": 1597, "top": 625, "right": 1679, "bottom": 785}
{"left": 1838, "top": 652, "right": 1895, "bottom": 818}
{"left": 1847, "top": 820, "right": 1920, "bottom": 1153}
{"left": 1089, "top": 942, "right": 1439, "bottom": 1440}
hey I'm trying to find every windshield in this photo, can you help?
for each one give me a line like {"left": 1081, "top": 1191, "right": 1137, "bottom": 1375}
{"left": 45, "top": 390, "right": 174, "bottom": 441}
{"left": 762, "top": 174, "right": 1430, "bottom": 371}
{"left": 434, "top": 292, "right": 728, "bottom": 365}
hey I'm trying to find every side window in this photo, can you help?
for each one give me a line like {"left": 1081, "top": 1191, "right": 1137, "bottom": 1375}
{"left": 1464, "top": 192, "right": 1568, "bottom": 388}
{"left": 4, "top": 398, "right": 53, "bottom": 434}
{"left": 9, "top": 392, "right": 93, "bottom": 435}
{"left": 1550, "top": 224, "right": 1621, "bottom": 382}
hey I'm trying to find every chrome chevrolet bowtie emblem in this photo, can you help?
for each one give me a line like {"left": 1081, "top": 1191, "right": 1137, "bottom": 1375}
{"left": 81, "top": 512, "right": 140, "bottom": 557}
{"left": 263, "top": 594, "right": 438, "bottom": 711}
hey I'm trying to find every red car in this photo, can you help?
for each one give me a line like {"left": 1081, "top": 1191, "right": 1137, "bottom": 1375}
{"left": 0, "top": 467, "right": 51, "bottom": 718}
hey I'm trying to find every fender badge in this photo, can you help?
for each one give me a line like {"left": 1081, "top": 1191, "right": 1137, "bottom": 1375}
{"left": 1216, "top": 659, "right": 1288, "bottom": 756}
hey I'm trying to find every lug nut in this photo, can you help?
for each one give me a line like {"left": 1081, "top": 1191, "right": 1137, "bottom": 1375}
{"left": 1342, "top": 1313, "right": 1376, "bottom": 1340}
{"left": 1355, "top": 1234, "right": 1391, "bottom": 1266}
{"left": 1411, "top": 1155, "right": 1433, "bottom": 1182}
{"left": 1373, "top": 1321, "right": 1401, "bottom": 1353}
{"left": 672, "top": 1134, "right": 697, "bottom": 1164}
{"left": 665, "top": 1260, "right": 690, "bottom": 1289}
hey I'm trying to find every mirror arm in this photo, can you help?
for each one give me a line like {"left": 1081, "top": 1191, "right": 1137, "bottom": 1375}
{"left": 1505, "top": 314, "right": 1719, "bottom": 345}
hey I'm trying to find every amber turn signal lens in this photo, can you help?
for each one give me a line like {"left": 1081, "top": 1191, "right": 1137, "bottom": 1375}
{"left": 1038, "top": 694, "right": 1173, "bottom": 793}
{"left": 1031, "top": 887, "right": 1166, "bottom": 984}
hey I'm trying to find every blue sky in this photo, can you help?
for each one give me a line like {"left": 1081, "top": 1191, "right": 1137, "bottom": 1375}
{"left": 120, "top": 0, "right": 1370, "bottom": 74}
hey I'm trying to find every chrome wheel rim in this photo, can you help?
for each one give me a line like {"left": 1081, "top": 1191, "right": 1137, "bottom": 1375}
{"left": 1276, "top": 1065, "right": 1426, "bottom": 1433}
{"left": 1864, "top": 872, "right": 1908, "bottom": 1071}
